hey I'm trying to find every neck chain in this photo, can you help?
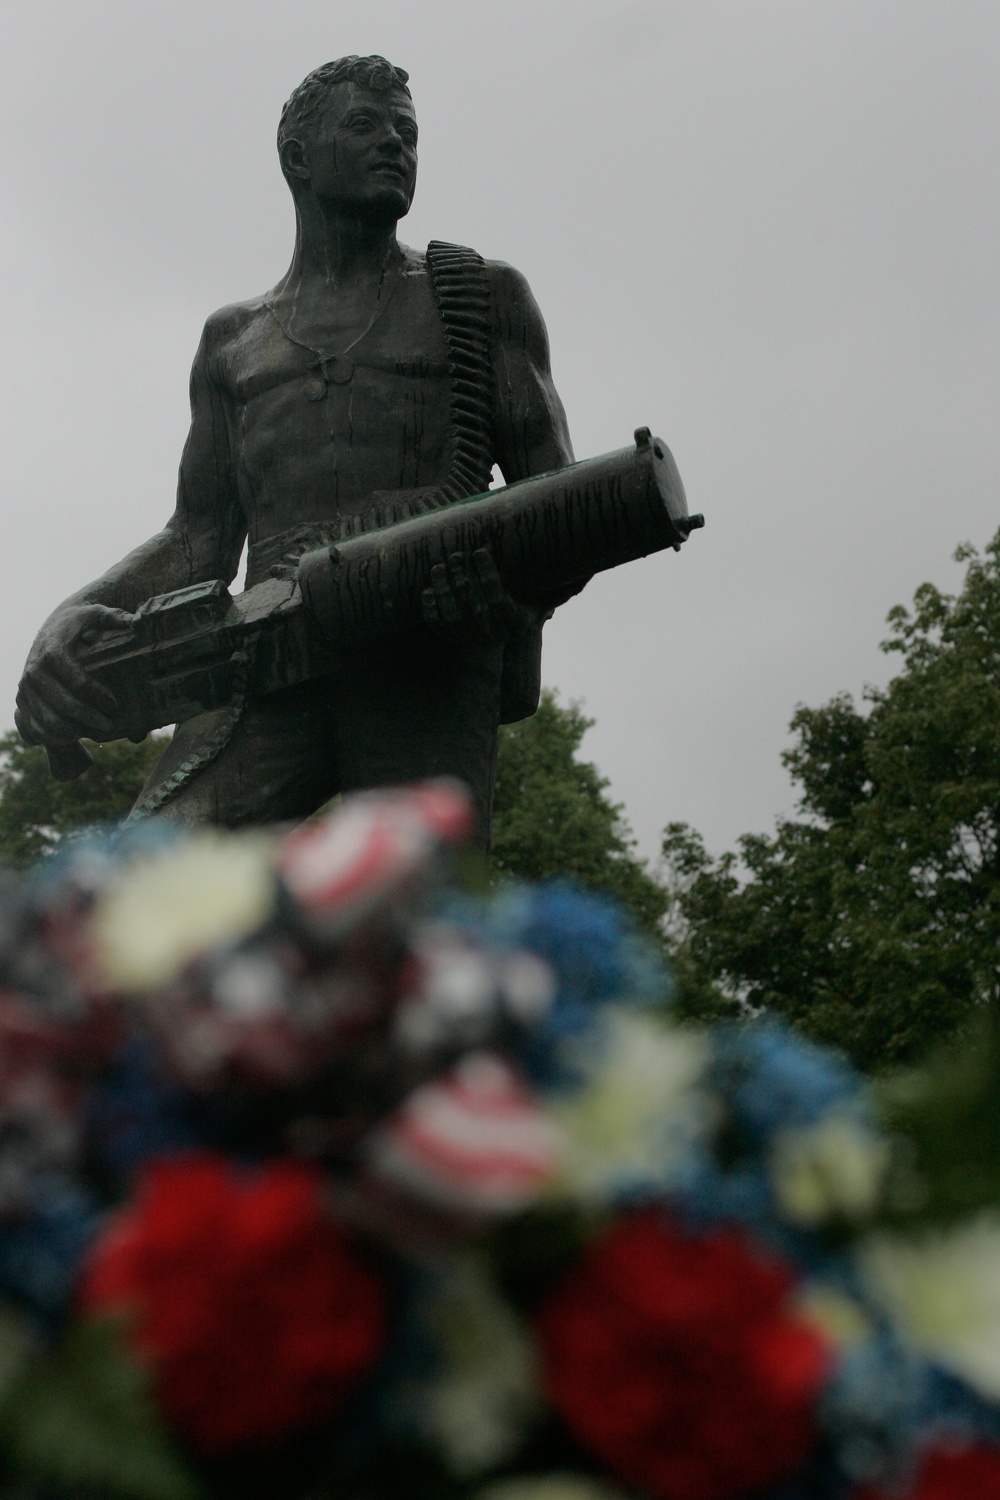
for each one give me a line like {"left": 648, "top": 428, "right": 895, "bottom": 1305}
{"left": 265, "top": 252, "right": 405, "bottom": 401}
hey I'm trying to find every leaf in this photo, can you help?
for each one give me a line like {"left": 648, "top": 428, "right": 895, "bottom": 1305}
{"left": 0, "top": 1315, "right": 202, "bottom": 1500}
{"left": 879, "top": 1008, "right": 1000, "bottom": 1226}
{"left": 0, "top": 1304, "right": 37, "bottom": 1400}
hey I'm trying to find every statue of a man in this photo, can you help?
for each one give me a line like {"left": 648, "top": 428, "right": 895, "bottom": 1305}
{"left": 15, "top": 55, "right": 575, "bottom": 841}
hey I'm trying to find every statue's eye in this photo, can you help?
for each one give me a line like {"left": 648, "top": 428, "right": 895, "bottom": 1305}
{"left": 347, "top": 115, "right": 375, "bottom": 133}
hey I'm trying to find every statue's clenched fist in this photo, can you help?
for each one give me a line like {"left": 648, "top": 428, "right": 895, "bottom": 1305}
{"left": 421, "top": 549, "right": 543, "bottom": 646}
{"left": 15, "top": 602, "right": 133, "bottom": 747}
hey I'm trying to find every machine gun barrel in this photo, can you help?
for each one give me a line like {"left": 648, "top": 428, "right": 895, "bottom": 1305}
{"left": 45, "top": 429, "right": 702, "bottom": 780}
{"left": 296, "top": 427, "right": 700, "bottom": 649}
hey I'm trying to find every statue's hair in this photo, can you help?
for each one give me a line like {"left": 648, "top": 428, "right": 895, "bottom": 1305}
{"left": 278, "top": 55, "right": 411, "bottom": 173}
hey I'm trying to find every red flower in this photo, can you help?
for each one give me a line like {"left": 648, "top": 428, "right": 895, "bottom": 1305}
{"left": 854, "top": 1444, "right": 1000, "bottom": 1499}
{"left": 536, "top": 1211, "right": 830, "bottom": 1500}
{"left": 79, "top": 1153, "right": 385, "bottom": 1453}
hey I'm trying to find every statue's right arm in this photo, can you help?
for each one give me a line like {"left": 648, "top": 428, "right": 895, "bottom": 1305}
{"left": 15, "top": 317, "right": 247, "bottom": 747}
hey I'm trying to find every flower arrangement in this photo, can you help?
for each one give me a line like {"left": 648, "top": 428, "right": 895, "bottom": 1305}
{"left": 0, "top": 780, "right": 998, "bottom": 1500}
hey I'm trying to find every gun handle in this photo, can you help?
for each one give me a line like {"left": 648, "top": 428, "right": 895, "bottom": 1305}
{"left": 45, "top": 741, "right": 93, "bottom": 782}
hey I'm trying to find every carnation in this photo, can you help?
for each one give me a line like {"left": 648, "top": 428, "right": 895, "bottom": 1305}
{"left": 536, "top": 1211, "right": 830, "bottom": 1500}
{"left": 78, "top": 1152, "right": 385, "bottom": 1452}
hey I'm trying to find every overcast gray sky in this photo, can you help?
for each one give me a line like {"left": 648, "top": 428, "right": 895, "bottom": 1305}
{"left": 2, "top": 0, "right": 998, "bottom": 859}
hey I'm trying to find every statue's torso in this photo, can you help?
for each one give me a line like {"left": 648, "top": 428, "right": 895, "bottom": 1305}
{"left": 215, "top": 258, "right": 455, "bottom": 547}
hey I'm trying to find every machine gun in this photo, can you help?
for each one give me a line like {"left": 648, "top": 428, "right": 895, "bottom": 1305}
{"left": 46, "top": 429, "right": 703, "bottom": 780}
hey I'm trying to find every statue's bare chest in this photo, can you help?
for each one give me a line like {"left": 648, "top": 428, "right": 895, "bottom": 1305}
{"left": 225, "top": 269, "right": 450, "bottom": 409}
{"left": 222, "top": 268, "right": 457, "bottom": 529}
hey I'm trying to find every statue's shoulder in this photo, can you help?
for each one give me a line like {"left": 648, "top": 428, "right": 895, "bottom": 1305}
{"left": 421, "top": 241, "right": 543, "bottom": 337}
{"left": 483, "top": 258, "right": 539, "bottom": 315}
{"left": 480, "top": 256, "right": 531, "bottom": 290}
{"left": 481, "top": 258, "right": 549, "bottom": 353}
{"left": 199, "top": 295, "right": 271, "bottom": 352}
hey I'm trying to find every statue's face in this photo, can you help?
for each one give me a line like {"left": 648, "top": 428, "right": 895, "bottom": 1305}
{"left": 304, "top": 83, "right": 417, "bottom": 220}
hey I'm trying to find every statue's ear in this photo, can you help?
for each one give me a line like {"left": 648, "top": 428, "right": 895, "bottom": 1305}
{"left": 280, "top": 137, "right": 310, "bottom": 183}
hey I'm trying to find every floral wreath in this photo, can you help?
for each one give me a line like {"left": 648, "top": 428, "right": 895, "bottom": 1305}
{"left": 0, "top": 780, "right": 996, "bottom": 1500}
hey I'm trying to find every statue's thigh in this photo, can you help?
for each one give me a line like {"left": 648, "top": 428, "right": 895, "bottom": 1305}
{"left": 329, "top": 638, "right": 505, "bottom": 843}
{"left": 139, "top": 681, "right": 341, "bottom": 828}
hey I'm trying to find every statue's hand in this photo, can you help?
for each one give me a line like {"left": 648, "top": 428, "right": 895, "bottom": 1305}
{"left": 421, "top": 549, "right": 543, "bottom": 646}
{"left": 15, "top": 603, "right": 133, "bottom": 747}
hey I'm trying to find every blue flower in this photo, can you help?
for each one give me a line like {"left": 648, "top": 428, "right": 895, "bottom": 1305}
{"left": 672, "top": 1147, "right": 777, "bottom": 1231}
{"left": 664, "top": 1023, "right": 871, "bottom": 1254}
{"left": 710, "top": 1022, "right": 863, "bottom": 1148}
{"left": 86, "top": 1037, "right": 203, "bottom": 1181}
{"left": 923, "top": 1362, "right": 1000, "bottom": 1448}
{"left": 820, "top": 1331, "right": 934, "bottom": 1487}
{"left": 493, "top": 882, "right": 664, "bottom": 1004}
{"left": 452, "top": 881, "right": 669, "bottom": 1088}
{"left": 0, "top": 1178, "right": 99, "bottom": 1321}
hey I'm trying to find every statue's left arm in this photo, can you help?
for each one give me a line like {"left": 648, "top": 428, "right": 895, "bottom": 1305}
{"left": 489, "top": 261, "right": 576, "bottom": 721}
{"left": 489, "top": 260, "right": 574, "bottom": 482}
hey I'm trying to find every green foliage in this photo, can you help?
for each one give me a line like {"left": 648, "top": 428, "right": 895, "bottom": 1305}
{"left": 0, "top": 1317, "right": 201, "bottom": 1500}
{"left": 0, "top": 733, "right": 168, "bottom": 866}
{"left": 878, "top": 1008, "right": 1000, "bottom": 1227}
{"left": 664, "top": 532, "right": 1000, "bottom": 1071}
{"left": 493, "top": 691, "right": 667, "bottom": 940}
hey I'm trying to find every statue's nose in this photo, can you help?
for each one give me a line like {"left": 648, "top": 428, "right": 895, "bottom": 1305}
{"left": 379, "top": 125, "right": 404, "bottom": 154}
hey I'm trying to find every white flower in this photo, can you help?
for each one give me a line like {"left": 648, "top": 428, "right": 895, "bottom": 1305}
{"left": 553, "top": 1011, "right": 713, "bottom": 1200}
{"left": 861, "top": 1215, "right": 1000, "bottom": 1398}
{"left": 91, "top": 832, "right": 274, "bottom": 989}
{"left": 771, "top": 1112, "right": 890, "bottom": 1227}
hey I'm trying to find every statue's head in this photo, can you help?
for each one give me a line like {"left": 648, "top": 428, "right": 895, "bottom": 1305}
{"left": 278, "top": 56, "right": 417, "bottom": 222}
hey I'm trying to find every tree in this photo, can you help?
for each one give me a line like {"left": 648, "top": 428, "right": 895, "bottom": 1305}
{"left": 664, "top": 533, "right": 1000, "bottom": 1070}
{"left": 0, "top": 733, "right": 169, "bottom": 866}
{"left": 492, "top": 690, "right": 668, "bottom": 939}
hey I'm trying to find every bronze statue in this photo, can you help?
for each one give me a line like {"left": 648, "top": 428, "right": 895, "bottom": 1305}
{"left": 15, "top": 56, "right": 700, "bottom": 843}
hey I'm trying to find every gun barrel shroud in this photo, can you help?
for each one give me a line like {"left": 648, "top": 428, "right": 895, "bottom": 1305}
{"left": 298, "top": 430, "right": 699, "bottom": 646}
